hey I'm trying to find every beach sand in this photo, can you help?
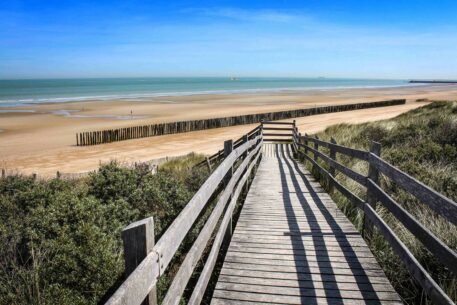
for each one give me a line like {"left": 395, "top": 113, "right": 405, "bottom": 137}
{"left": 1, "top": 84, "right": 457, "bottom": 177}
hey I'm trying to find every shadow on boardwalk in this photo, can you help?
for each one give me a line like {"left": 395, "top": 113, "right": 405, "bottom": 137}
{"left": 210, "top": 143, "right": 401, "bottom": 305}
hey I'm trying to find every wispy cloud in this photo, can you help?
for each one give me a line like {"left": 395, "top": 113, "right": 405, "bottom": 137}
{"left": 185, "top": 7, "right": 304, "bottom": 23}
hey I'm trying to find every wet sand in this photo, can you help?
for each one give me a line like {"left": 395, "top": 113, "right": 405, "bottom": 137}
{"left": 1, "top": 84, "right": 457, "bottom": 177}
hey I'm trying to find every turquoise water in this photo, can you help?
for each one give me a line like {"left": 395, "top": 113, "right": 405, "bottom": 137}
{"left": 0, "top": 77, "right": 411, "bottom": 106}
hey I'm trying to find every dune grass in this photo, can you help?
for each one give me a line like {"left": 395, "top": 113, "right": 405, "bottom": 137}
{"left": 300, "top": 101, "right": 457, "bottom": 304}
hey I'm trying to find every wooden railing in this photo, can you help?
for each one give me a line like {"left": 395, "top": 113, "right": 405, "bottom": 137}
{"left": 291, "top": 127, "right": 457, "bottom": 305}
{"left": 194, "top": 125, "right": 262, "bottom": 169}
{"left": 104, "top": 121, "right": 456, "bottom": 305}
{"left": 194, "top": 120, "right": 294, "bottom": 169}
{"left": 105, "top": 129, "right": 263, "bottom": 305}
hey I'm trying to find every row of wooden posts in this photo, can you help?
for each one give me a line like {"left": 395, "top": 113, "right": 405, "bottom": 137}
{"left": 76, "top": 99, "right": 405, "bottom": 146}
{"left": 1, "top": 169, "right": 73, "bottom": 180}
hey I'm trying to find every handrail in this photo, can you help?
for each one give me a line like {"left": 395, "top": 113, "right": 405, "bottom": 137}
{"left": 367, "top": 179, "right": 457, "bottom": 275}
{"left": 194, "top": 125, "right": 261, "bottom": 168}
{"left": 298, "top": 143, "right": 367, "bottom": 186}
{"left": 188, "top": 142, "right": 262, "bottom": 305}
{"left": 195, "top": 120, "right": 297, "bottom": 168}
{"left": 162, "top": 140, "right": 263, "bottom": 305}
{"left": 106, "top": 131, "right": 263, "bottom": 305}
{"left": 369, "top": 153, "right": 457, "bottom": 226}
{"left": 105, "top": 126, "right": 263, "bottom": 305}
{"left": 300, "top": 135, "right": 369, "bottom": 161}
{"left": 293, "top": 132, "right": 457, "bottom": 305}
{"left": 363, "top": 204, "right": 454, "bottom": 305}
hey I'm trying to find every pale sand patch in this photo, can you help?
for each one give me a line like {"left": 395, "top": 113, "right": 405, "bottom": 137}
{"left": 1, "top": 85, "right": 456, "bottom": 177}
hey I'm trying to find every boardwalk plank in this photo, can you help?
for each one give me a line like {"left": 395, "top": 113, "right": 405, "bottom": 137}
{"left": 210, "top": 143, "right": 401, "bottom": 305}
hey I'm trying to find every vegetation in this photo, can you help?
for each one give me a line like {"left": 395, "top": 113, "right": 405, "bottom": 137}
{"left": 0, "top": 153, "right": 209, "bottom": 305}
{"left": 3, "top": 102, "right": 456, "bottom": 305}
{"left": 301, "top": 101, "right": 457, "bottom": 305}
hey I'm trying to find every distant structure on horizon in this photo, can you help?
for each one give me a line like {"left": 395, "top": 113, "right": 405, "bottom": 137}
{"left": 409, "top": 80, "right": 457, "bottom": 84}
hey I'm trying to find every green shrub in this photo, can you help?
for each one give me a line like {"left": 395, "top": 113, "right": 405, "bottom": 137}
{"left": 0, "top": 155, "right": 208, "bottom": 305}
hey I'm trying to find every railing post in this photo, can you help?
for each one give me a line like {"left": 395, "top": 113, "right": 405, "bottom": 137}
{"left": 260, "top": 120, "right": 264, "bottom": 138}
{"left": 297, "top": 133, "right": 303, "bottom": 160}
{"left": 223, "top": 140, "right": 233, "bottom": 186}
{"left": 304, "top": 133, "right": 309, "bottom": 156}
{"left": 292, "top": 120, "right": 297, "bottom": 152}
{"left": 329, "top": 137, "right": 337, "bottom": 192}
{"left": 242, "top": 134, "right": 248, "bottom": 157}
{"left": 313, "top": 135, "right": 319, "bottom": 173}
{"left": 205, "top": 157, "right": 212, "bottom": 172}
{"left": 223, "top": 139, "right": 234, "bottom": 248}
{"left": 364, "top": 141, "right": 381, "bottom": 241}
{"left": 122, "top": 217, "right": 157, "bottom": 305}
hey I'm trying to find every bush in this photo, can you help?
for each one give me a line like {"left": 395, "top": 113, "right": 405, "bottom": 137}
{"left": 0, "top": 155, "right": 208, "bottom": 305}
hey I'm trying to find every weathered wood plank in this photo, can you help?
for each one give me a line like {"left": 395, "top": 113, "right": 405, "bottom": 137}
{"left": 219, "top": 268, "right": 393, "bottom": 284}
{"left": 106, "top": 136, "right": 260, "bottom": 305}
{"left": 212, "top": 290, "right": 402, "bottom": 305}
{"left": 367, "top": 179, "right": 457, "bottom": 276}
{"left": 162, "top": 143, "right": 262, "bottom": 305}
{"left": 210, "top": 143, "right": 400, "bottom": 305}
{"left": 262, "top": 127, "right": 295, "bottom": 131}
{"left": 369, "top": 153, "right": 457, "bottom": 226}
{"left": 262, "top": 133, "right": 293, "bottom": 137}
{"left": 364, "top": 204, "right": 454, "bottom": 305}
{"left": 303, "top": 143, "right": 367, "bottom": 186}
{"left": 217, "top": 274, "right": 395, "bottom": 292}
{"left": 215, "top": 282, "right": 401, "bottom": 301}
{"left": 299, "top": 137, "right": 370, "bottom": 161}
{"left": 263, "top": 138, "right": 293, "bottom": 142}
{"left": 298, "top": 150, "right": 365, "bottom": 209}
{"left": 154, "top": 137, "right": 260, "bottom": 275}
{"left": 223, "top": 251, "right": 380, "bottom": 265}
{"left": 262, "top": 121, "right": 295, "bottom": 125}
{"left": 223, "top": 255, "right": 383, "bottom": 271}
{"left": 188, "top": 143, "right": 263, "bottom": 305}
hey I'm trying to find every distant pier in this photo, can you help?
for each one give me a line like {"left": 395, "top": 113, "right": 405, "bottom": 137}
{"left": 409, "top": 80, "right": 457, "bottom": 84}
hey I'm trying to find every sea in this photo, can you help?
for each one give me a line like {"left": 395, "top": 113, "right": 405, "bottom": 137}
{"left": 0, "top": 77, "right": 414, "bottom": 106}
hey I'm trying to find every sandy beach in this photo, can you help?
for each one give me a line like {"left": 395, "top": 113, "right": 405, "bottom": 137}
{"left": 1, "top": 84, "right": 457, "bottom": 177}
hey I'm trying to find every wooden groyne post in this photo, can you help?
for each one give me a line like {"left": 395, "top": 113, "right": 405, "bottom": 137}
{"left": 76, "top": 99, "right": 406, "bottom": 146}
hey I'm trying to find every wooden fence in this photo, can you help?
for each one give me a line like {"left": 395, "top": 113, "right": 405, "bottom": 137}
{"left": 0, "top": 154, "right": 191, "bottom": 181}
{"left": 103, "top": 121, "right": 456, "bottom": 305}
{"left": 194, "top": 120, "right": 295, "bottom": 169}
{"left": 292, "top": 127, "right": 457, "bottom": 305}
{"left": 104, "top": 128, "right": 263, "bottom": 305}
{"left": 76, "top": 99, "right": 405, "bottom": 146}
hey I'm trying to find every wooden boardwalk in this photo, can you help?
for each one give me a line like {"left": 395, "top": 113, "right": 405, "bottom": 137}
{"left": 211, "top": 143, "right": 402, "bottom": 305}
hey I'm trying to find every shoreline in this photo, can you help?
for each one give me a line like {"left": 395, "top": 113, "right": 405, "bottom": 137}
{"left": 0, "top": 82, "right": 427, "bottom": 106}
{"left": 1, "top": 84, "right": 457, "bottom": 176}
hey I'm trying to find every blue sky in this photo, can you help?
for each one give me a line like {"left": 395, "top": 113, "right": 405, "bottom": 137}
{"left": 1, "top": 0, "right": 457, "bottom": 79}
